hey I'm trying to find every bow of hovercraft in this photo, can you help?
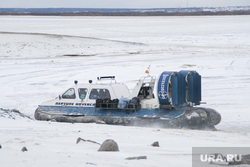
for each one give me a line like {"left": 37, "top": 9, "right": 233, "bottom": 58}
{"left": 35, "top": 70, "right": 221, "bottom": 129}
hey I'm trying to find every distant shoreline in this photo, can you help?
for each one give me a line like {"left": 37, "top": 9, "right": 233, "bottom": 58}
{"left": 1, "top": 7, "right": 250, "bottom": 16}
{"left": 1, "top": 11, "right": 250, "bottom": 16}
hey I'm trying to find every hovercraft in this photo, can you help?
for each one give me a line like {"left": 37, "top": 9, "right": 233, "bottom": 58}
{"left": 35, "top": 70, "right": 221, "bottom": 129}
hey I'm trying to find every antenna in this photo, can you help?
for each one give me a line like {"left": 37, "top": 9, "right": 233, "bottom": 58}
{"left": 145, "top": 65, "right": 151, "bottom": 75}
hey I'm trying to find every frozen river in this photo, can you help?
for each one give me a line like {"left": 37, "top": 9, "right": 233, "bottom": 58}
{"left": 0, "top": 15, "right": 250, "bottom": 167}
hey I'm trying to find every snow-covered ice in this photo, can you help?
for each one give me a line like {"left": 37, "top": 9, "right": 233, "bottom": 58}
{"left": 0, "top": 15, "right": 250, "bottom": 167}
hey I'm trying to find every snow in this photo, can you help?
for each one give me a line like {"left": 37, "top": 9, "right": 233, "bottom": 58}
{"left": 1, "top": 15, "right": 250, "bottom": 167}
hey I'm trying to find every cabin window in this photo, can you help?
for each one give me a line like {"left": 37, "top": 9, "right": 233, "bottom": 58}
{"left": 78, "top": 88, "right": 88, "bottom": 99}
{"left": 89, "top": 89, "right": 111, "bottom": 99}
{"left": 62, "top": 88, "right": 76, "bottom": 99}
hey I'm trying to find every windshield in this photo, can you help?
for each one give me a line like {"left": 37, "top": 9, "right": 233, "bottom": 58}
{"left": 62, "top": 88, "right": 76, "bottom": 99}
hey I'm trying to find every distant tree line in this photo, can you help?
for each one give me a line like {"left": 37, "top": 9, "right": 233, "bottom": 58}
{"left": 0, "top": 11, "right": 250, "bottom": 16}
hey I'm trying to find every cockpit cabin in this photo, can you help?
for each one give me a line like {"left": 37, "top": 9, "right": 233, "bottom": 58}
{"left": 56, "top": 77, "right": 130, "bottom": 105}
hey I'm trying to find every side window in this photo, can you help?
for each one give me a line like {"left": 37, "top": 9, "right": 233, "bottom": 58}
{"left": 62, "top": 88, "right": 76, "bottom": 99}
{"left": 78, "top": 88, "right": 87, "bottom": 99}
{"left": 89, "top": 89, "right": 111, "bottom": 99}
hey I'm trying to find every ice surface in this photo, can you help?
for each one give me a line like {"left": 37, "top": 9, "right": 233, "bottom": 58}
{"left": 0, "top": 16, "right": 250, "bottom": 167}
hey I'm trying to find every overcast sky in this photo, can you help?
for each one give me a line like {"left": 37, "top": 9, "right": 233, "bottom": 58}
{"left": 1, "top": 0, "right": 250, "bottom": 8}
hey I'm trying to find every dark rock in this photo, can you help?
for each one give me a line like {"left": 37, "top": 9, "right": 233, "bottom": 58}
{"left": 151, "top": 141, "right": 159, "bottom": 147}
{"left": 125, "top": 156, "right": 147, "bottom": 160}
{"left": 98, "top": 139, "right": 119, "bottom": 152}
{"left": 0, "top": 144, "right": 2, "bottom": 149}
{"left": 86, "top": 162, "right": 97, "bottom": 165}
{"left": 76, "top": 137, "right": 101, "bottom": 145}
{"left": 76, "top": 137, "right": 82, "bottom": 144}
{"left": 229, "top": 154, "right": 250, "bottom": 165}
{"left": 21, "top": 147, "right": 28, "bottom": 152}
{"left": 0, "top": 108, "right": 32, "bottom": 120}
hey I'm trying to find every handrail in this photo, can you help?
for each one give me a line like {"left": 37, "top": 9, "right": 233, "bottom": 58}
{"left": 97, "top": 76, "right": 115, "bottom": 80}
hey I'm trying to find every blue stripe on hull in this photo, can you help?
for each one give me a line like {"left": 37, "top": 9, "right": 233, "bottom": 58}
{"left": 39, "top": 106, "right": 185, "bottom": 119}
